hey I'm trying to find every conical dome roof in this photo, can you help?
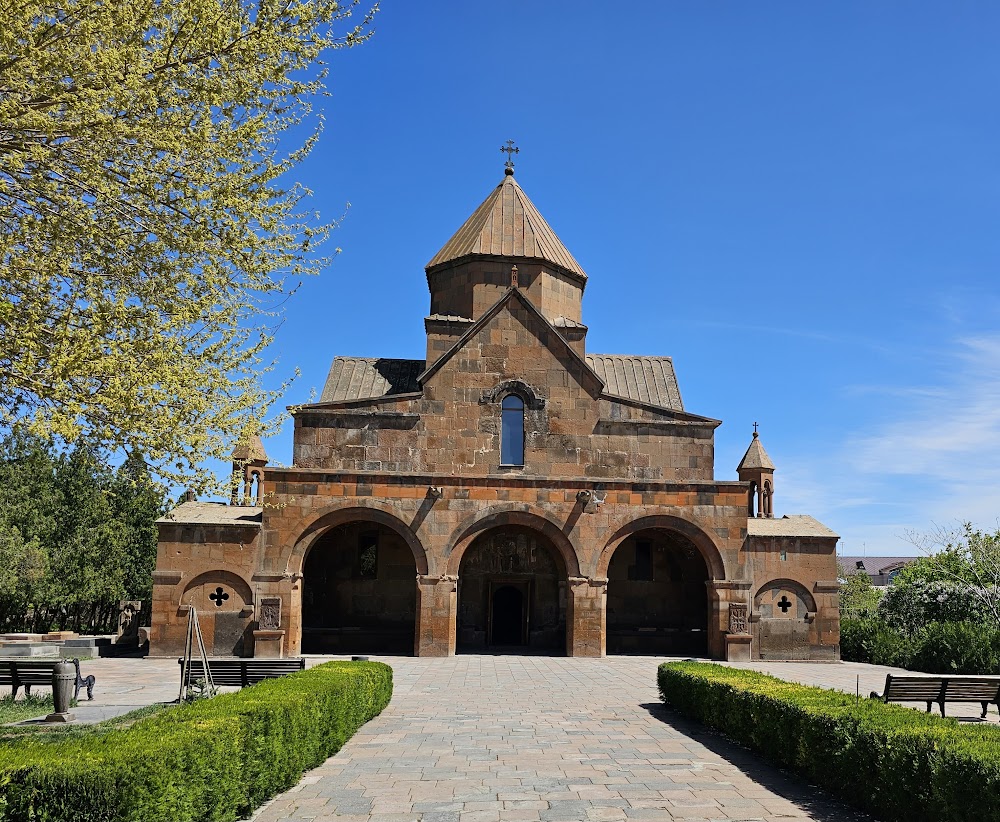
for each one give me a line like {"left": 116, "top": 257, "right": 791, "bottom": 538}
{"left": 232, "top": 433, "right": 269, "bottom": 463}
{"left": 426, "top": 172, "right": 587, "bottom": 281}
{"left": 737, "top": 432, "right": 774, "bottom": 471}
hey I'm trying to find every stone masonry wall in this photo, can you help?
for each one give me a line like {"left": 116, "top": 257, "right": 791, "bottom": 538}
{"left": 295, "top": 296, "right": 716, "bottom": 481}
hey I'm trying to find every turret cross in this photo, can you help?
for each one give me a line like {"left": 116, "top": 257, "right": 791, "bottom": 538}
{"left": 501, "top": 139, "right": 519, "bottom": 171}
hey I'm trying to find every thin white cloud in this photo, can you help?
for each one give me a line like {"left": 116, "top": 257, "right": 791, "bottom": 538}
{"left": 773, "top": 334, "right": 1000, "bottom": 552}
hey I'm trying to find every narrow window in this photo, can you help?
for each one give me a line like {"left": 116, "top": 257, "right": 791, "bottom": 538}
{"left": 500, "top": 394, "right": 524, "bottom": 466}
{"left": 629, "top": 540, "right": 653, "bottom": 581}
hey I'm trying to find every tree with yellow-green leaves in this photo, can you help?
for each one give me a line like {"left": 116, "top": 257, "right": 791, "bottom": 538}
{"left": 0, "top": 0, "right": 376, "bottom": 489}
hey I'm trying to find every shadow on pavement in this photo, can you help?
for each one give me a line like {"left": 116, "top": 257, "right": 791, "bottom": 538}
{"left": 640, "top": 701, "right": 875, "bottom": 822}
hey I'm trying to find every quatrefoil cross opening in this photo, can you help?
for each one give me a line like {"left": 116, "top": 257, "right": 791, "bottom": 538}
{"left": 209, "top": 587, "right": 229, "bottom": 607}
{"left": 777, "top": 595, "right": 793, "bottom": 614}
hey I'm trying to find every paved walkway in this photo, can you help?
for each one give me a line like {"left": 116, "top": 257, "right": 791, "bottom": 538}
{"left": 249, "top": 656, "right": 875, "bottom": 822}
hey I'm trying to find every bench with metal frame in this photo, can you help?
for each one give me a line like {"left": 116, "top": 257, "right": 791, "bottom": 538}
{"left": 0, "top": 658, "right": 95, "bottom": 701}
{"left": 177, "top": 657, "right": 306, "bottom": 688}
{"left": 871, "top": 673, "right": 1000, "bottom": 718}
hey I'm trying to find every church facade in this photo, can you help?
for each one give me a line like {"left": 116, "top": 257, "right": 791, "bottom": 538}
{"left": 152, "top": 165, "right": 841, "bottom": 661}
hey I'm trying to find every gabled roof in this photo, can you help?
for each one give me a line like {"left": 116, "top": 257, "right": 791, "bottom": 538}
{"left": 320, "top": 358, "right": 424, "bottom": 403}
{"left": 738, "top": 433, "right": 775, "bottom": 471}
{"left": 426, "top": 172, "right": 587, "bottom": 281}
{"left": 417, "top": 287, "right": 604, "bottom": 394}
{"left": 587, "top": 355, "right": 683, "bottom": 412}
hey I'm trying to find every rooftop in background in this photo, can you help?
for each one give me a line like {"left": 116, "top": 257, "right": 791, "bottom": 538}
{"left": 838, "top": 555, "right": 919, "bottom": 586}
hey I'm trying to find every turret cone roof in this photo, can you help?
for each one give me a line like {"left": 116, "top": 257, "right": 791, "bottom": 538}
{"left": 737, "top": 432, "right": 775, "bottom": 471}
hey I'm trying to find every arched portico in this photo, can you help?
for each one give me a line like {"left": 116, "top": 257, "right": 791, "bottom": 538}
{"left": 289, "top": 505, "right": 428, "bottom": 656}
{"left": 456, "top": 524, "right": 568, "bottom": 654}
{"left": 286, "top": 502, "right": 430, "bottom": 578}
{"left": 446, "top": 506, "right": 582, "bottom": 578}
{"left": 599, "top": 515, "right": 728, "bottom": 658}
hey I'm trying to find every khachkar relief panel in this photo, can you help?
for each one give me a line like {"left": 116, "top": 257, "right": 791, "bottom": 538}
{"left": 728, "top": 603, "right": 748, "bottom": 635}
{"left": 259, "top": 597, "right": 281, "bottom": 630}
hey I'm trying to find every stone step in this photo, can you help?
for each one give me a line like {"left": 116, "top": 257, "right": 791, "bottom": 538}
{"left": 0, "top": 643, "right": 60, "bottom": 657}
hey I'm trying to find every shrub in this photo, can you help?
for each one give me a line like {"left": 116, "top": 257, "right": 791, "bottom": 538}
{"left": 878, "top": 579, "right": 990, "bottom": 633}
{"left": 910, "top": 621, "right": 1000, "bottom": 674}
{"left": 0, "top": 660, "right": 392, "bottom": 822}
{"left": 839, "top": 617, "right": 912, "bottom": 667}
{"left": 658, "top": 661, "right": 1000, "bottom": 822}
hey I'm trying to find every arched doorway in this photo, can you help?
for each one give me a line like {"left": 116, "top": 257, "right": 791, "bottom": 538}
{"left": 606, "top": 528, "right": 709, "bottom": 655}
{"left": 457, "top": 525, "right": 566, "bottom": 653}
{"left": 301, "top": 521, "right": 417, "bottom": 654}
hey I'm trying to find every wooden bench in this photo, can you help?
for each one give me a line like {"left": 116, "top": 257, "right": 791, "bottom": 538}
{"left": 0, "top": 658, "right": 95, "bottom": 701}
{"left": 871, "top": 674, "right": 1000, "bottom": 717}
{"left": 177, "top": 657, "right": 306, "bottom": 688}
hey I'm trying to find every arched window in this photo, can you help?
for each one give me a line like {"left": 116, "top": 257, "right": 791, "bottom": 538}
{"left": 501, "top": 394, "right": 524, "bottom": 466}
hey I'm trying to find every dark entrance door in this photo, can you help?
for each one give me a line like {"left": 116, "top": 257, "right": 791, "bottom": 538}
{"left": 490, "top": 583, "right": 527, "bottom": 646}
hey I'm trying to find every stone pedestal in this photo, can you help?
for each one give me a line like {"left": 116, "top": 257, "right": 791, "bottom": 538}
{"left": 252, "top": 630, "right": 285, "bottom": 658}
{"left": 416, "top": 575, "right": 457, "bottom": 657}
{"left": 567, "top": 577, "right": 606, "bottom": 657}
{"left": 725, "top": 633, "right": 752, "bottom": 661}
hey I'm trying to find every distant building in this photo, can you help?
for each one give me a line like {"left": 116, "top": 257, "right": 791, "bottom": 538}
{"left": 838, "top": 556, "right": 917, "bottom": 587}
{"left": 152, "top": 163, "right": 842, "bottom": 661}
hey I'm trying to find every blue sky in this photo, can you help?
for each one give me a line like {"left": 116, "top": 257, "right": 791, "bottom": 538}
{"left": 248, "top": 2, "right": 1000, "bottom": 556}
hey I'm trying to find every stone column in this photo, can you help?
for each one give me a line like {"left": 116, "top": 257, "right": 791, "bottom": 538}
{"left": 706, "top": 580, "right": 753, "bottom": 660}
{"left": 567, "top": 577, "right": 606, "bottom": 657}
{"left": 415, "top": 575, "right": 458, "bottom": 657}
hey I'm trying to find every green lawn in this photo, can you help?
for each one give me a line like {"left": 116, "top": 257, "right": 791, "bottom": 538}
{"left": 0, "top": 693, "right": 53, "bottom": 724}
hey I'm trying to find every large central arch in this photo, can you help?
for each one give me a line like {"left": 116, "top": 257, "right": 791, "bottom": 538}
{"left": 456, "top": 524, "right": 568, "bottom": 653}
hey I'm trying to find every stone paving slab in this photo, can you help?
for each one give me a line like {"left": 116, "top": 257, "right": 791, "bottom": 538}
{"left": 248, "top": 656, "right": 875, "bottom": 822}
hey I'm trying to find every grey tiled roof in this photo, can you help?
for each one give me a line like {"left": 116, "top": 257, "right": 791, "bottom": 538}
{"left": 586, "top": 354, "right": 683, "bottom": 411}
{"left": 320, "top": 357, "right": 424, "bottom": 403}
{"left": 747, "top": 515, "right": 838, "bottom": 539}
{"left": 157, "top": 502, "right": 262, "bottom": 526}
{"left": 838, "top": 556, "right": 916, "bottom": 574}
{"left": 318, "top": 352, "right": 684, "bottom": 410}
{"left": 426, "top": 173, "right": 587, "bottom": 280}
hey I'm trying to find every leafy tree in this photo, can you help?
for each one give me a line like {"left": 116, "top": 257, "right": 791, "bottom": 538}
{"left": 905, "top": 523, "right": 1000, "bottom": 627}
{"left": 0, "top": 0, "right": 375, "bottom": 489}
{"left": 836, "top": 565, "right": 882, "bottom": 620}
{"left": 0, "top": 434, "right": 169, "bottom": 628}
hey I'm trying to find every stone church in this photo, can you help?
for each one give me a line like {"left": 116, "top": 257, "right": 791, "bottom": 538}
{"left": 152, "top": 162, "right": 841, "bottom": 661}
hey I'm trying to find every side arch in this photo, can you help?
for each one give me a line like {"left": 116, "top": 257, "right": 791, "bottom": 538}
{"left": 596, "top": 514, "right": 726, "bottom": 580}
{"left": 286, "top": 500, "right": 429, "bottom": 577}
{"left": 446, "top": 504, "right": 582, "bottom": 577}
{"left": 753, "top": 578, "right": 817, "bottom": 614}
{"left": 180, "top": 570, "right": 253, "bottom": 608}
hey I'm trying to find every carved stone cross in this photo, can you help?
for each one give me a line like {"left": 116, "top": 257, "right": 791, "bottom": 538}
{"left": 777, "top": 595, "right": 792, "bottom": 613}
{"left": 209, "top": 587, "right": 229, "bottom": 607}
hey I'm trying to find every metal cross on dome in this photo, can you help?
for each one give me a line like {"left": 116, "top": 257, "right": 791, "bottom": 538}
{"left": 501, "top": 139, "right": 519, "bottom": 171}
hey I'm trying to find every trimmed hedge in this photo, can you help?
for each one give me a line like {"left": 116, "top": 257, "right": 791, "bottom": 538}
{"left": 0, "top": 661, "right": 392, "bottom": 822}
{"left": 841, "top": 617, "right": 1000, "bottom": 674}
{"left": 658, "top": 661, "right": 1000, "bottom": 822}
